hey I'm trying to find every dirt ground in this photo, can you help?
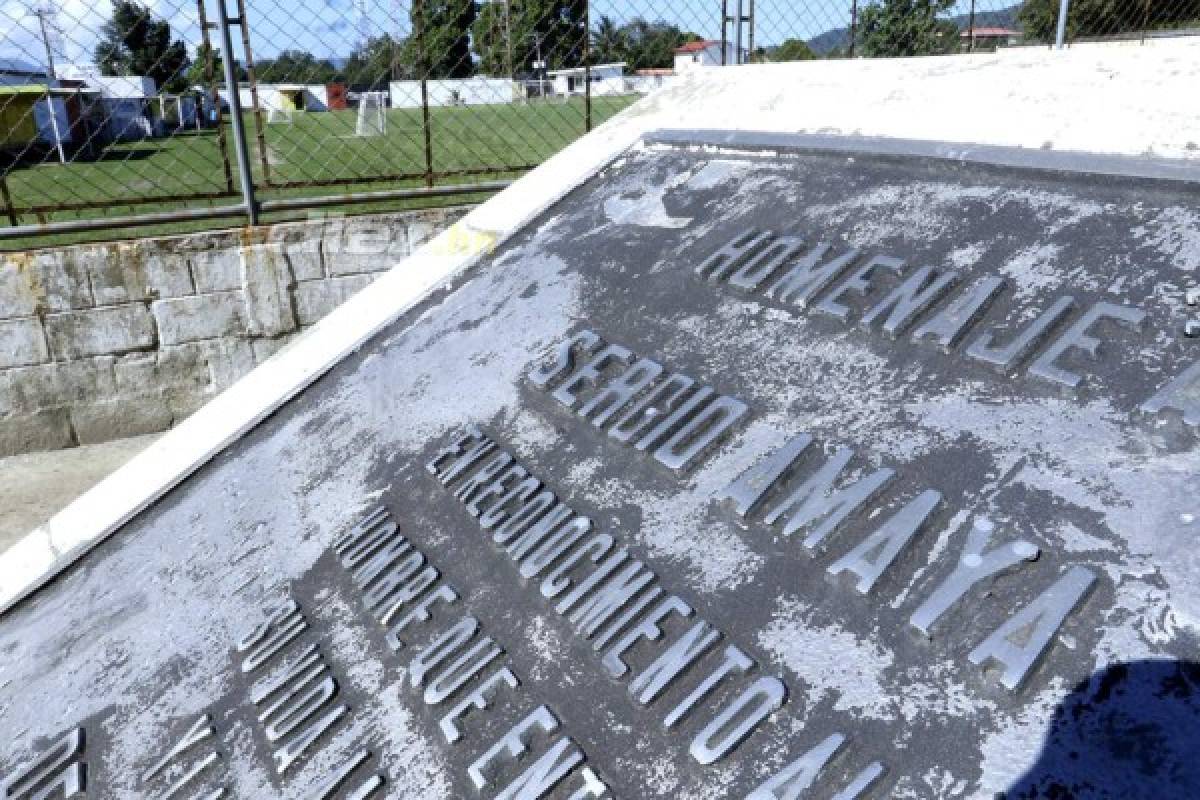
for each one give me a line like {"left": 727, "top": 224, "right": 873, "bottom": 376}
{"left": 0, "top": 433, "right": 160, "bottom": 555}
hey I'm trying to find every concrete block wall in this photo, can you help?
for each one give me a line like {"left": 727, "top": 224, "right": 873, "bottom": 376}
{"left": 0, "top": 207, "right": 467, "bottom": 457}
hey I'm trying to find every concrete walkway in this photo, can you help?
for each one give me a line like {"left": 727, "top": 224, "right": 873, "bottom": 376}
{"left": 0, "top": 433, "right": 160, "bottom": 555}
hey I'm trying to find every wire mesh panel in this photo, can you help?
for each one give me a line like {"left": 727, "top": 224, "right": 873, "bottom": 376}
{"left": 1, "top": 0, "right": 1198, "bottom": 245}
{"left": 0, "top": 0, "right": 237, "bottom": 228}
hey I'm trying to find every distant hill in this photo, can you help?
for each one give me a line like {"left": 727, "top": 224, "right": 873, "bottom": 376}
{"left": 807, "top": 3, "right": 1022, "bottom": 55}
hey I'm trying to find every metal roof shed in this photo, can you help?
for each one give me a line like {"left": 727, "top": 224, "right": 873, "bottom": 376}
{"left": 0, "top": 85, "right": 47, "bottom": 148}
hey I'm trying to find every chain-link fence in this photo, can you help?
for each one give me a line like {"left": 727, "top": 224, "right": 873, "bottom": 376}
{"left": 1, "top": 0, "right": 1197, "bottom": 248}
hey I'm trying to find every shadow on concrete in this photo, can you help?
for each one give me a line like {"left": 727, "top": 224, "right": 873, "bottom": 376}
{"left": 1003, "top": 659, "right": 1200, "bottom": 799}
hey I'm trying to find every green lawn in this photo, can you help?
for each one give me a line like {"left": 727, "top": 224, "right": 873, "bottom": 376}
{"left": 1, "top": 94, "right": 637, "bottom": 249}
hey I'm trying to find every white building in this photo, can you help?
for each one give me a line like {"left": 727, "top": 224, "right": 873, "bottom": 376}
{"left": 627, "top": 69, "right": 679, "bottom": 95}
{"left": 0, "top": 59, "right": 74, "bottom": 148}
{"left": 57, "top": 64, "right": 156, "bottom": 99}
{"left": 57, "top": 65, "right": 159, "bottom": 140}
{"left": 547, "top": 63, "right": 627, "bottom": 97}
{"left": 389, "top": 78, "right": 514, "bottom": 109}
{"left": 0, "top": 57, "right": 46, "bottom": 86}
{"left": 218, "top": 83, "right": 329, "bottom": 113}
{"left": 674, "top": 40, "right": 745, "bottom": 71}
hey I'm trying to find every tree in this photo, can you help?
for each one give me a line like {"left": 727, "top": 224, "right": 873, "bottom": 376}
{"left": 1018, "top": 0, "right": 1200, "bottom": 42}
{"left": 472, "top": 1, "right": 512, "bottom": 76}
{"left": 619, "top": 19, "right": 697, "bottom": 72}
{"left": 575, "top": 17, "right": 701, "bottom": 74}
{"left": 855, "top": 0, "right": 957, "bottom": 57}
{"left": 473, "top": 0, "right": 586, "bottom": 75}
{"left": 343, "top": 35, "right": 409, "bottom": 89}
{"left": 95, "top": 0, "right": 191, "bottom": 93}
{"left": 185, "top": 42, "right": 244, "bottom": 88}
{"left": 256, "top": 50, "right": 338, "bottom": 84}
{"left": 772, "top": 38, "right": 818, "bottom": 62}
{"left": 410, "top": 0, "right": 477, "bottom": 78}
{"left": 589, "top": 15, "right": 627, "bottom": 64}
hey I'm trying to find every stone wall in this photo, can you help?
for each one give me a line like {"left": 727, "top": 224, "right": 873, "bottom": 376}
{"left": 0, "top": 208, "right": 467, "bottom": 456}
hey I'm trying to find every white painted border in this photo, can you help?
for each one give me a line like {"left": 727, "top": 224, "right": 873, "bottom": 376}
{"left": 5, "top": 41, "right": 1200, "bottom": 614}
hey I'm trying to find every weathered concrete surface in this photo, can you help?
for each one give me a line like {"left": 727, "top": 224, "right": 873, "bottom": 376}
{"left": 2, "top": 142, "right": 1199, "bottom": 798}
{"left": 0, "top": 433, "right": 159, "bottom": 555}
{"left": 0, "top": 208, "right": 468, "bottom": 457}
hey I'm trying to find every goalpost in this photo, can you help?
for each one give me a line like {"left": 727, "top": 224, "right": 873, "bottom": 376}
{"left": 355, "top": 92, "right": 387, "bottom": 137}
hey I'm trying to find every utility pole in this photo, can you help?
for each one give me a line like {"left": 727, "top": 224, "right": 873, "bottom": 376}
{"left": 34, "top": 6, "right": 66, "bottom": 164}
{"left": 532, "top": 32, "right": 545, "bottom": 96}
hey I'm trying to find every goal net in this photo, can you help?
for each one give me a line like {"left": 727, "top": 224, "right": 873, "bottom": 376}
{"left": 355, "top": 92, "right": 387, "bottom": 137}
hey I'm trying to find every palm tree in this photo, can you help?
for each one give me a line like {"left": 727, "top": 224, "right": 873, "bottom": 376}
{"left": 590, "top": 15, "right": 627, "bottom": 65}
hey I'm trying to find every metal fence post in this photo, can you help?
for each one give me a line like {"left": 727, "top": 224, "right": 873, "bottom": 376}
{"left": 215, "top": 0, "right": 259, "bottom": 225}
{"left": 849, "top": 0, "right": 858, "bottom": 57}
{"left": 0, "top": 174, "right": 17, "bottom": 227}
{"left": 720, "top": 0, "right": 729, "bottom": 65}
{"left": 197, "top": 0, "right": 235, "bottom": 194}
{"left": 1055, "top": 0, "right": 1071, "bottom": 48}
{"left": 734, "top": 0, "right": 744, "bottom": 64}
{"left": 967, "top": 0, "right": 977, "bottom": 52}
{"left": 747, "top": 0, "right": 755, "bottom": 59}
{"left": 236, "top": 0, "right": 272, "bottom": 187}
{"left": 415, "top": 0, "right": 435, "bottom": 188}
{"left": 583, "top": 0, "right": 592, "bottom": 132}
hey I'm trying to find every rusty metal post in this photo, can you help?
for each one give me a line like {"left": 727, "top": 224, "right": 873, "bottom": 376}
{"left": 721, "top": 0, "right": 729, "bottom": 65}
{"left": 235, "top": 0, "right": 272, "bottom": 186}
{"left": 415, "top": 0, "right": 435, "bottom": 188}
{"left": 849, "top": 0, "right": 858, "bottom": 57}
{"left": 198, "top": 0, "right": 235, "bottom": 194}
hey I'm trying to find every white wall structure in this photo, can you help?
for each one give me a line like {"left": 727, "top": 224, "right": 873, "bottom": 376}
{"left": 674, "top": 40, "right": 742, "bottom": 71}
{"left": 3, "top": 64, "right": 159, "bottom": 144}
{"left": 548, "top": 63, "right": 627, "bottom": 96}
{"left": 0, "top": 64, "right": 72, "bottom": 145}
{"left": 0, "top": 207, "right": 466, "bottom": 459}
{"left": 55, "top": 67, "right": 158, "bottom": 141}
{"left": 57, "top": 65, "right": 156, "bottom": 99}
{"left": 0, "top": 58, "right": 46, "bottom": 86}
{"left": 153, "top": 95, "right": 200, "bottom": 131}
{"left": 390, "top": 78, "right": 514, "bottom": 108}
{"left": 625, "top": 73, "right": 680, "bottom": 95}
{"left": 98, "top": 98, "right": 151, "bottom": 140}
{"left": 218, "top": 84, "right": 329, "bottom": 113}
{"left": 31, "top": 95, "right": 72, "bottom": 144}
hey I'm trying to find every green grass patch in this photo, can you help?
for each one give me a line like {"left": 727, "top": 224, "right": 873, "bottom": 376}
{"left": 1, "top": 94, "right": 637, "bottom": 250}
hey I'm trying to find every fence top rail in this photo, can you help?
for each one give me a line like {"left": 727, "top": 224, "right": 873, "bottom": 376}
{"left": 2, "top": 0, "right": 1197, "bottom": 244}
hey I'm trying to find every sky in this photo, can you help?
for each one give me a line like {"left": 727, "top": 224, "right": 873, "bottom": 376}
{"left": 1, "top": 0, "right": 1009, "bottom": 76}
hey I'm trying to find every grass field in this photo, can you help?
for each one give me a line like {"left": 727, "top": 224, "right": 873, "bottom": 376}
{"left": 1, "top": 94, "right": 638, "bottom": 249}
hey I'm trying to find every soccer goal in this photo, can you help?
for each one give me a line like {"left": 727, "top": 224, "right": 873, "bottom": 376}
{"left": 355, "top": 92, "right": 387, "bottom": 137}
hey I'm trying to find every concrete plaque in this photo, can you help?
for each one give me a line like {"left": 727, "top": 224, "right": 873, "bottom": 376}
{"left": 3, "top": 135, "right": 1200, "bottom": 799}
